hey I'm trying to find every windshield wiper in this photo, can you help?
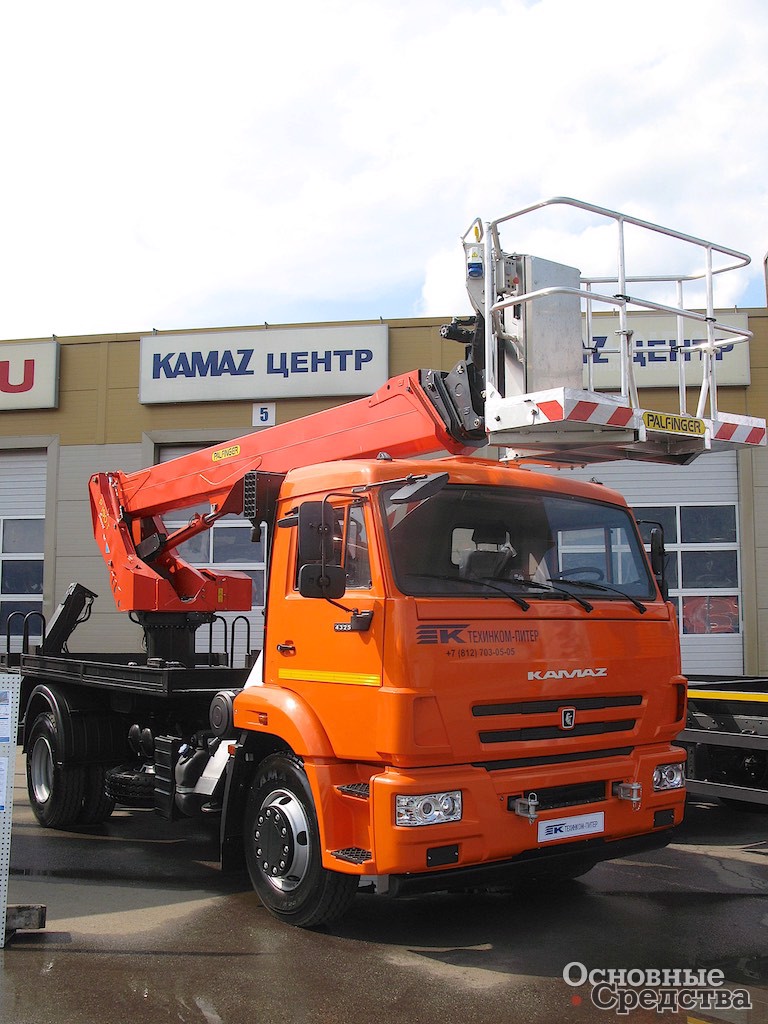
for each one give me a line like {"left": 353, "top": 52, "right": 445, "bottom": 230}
{"left": 550, "top": 576, "right": 648, "bottom": 614}
{"left": 403, "top": 573, "right": 530, "bottom": 611}
{"left": 488, "top": 576, "right": 594, "bottom": 613}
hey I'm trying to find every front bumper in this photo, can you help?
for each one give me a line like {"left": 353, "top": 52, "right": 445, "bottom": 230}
{"left": 386, "top": 826, "right": 675, "bottom": 897}
{"left": 363, "top": 746, "right": 685, "bottom": 879}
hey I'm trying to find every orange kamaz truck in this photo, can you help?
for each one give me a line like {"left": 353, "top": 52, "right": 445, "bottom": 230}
{"left": 11, "top": 199, "right": 766, "bottom": 926}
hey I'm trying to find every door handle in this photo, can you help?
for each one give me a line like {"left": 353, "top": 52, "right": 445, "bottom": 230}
{"left": 276, "top": 643, "right": 296, "bottom": 655}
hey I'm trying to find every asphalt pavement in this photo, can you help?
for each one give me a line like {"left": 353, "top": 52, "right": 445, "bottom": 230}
{"left": 3, "top": 746, "right": 768, "bottom": 1024}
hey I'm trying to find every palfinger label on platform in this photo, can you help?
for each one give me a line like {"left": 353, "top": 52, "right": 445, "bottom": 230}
{"left": 642, "top": 410, "right": 706, "bottom": 436}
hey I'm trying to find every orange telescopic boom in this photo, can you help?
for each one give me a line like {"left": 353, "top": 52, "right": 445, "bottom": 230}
{"left": 89, "top": 368, "right": 484, "bottom": 615}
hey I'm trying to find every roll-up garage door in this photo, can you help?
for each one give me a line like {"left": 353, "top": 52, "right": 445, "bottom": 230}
{"left": 565, "top": 452, "right": 742, "bottom": 675}
{"left": 0, "top": 450, "right": 47, "bottom": 642}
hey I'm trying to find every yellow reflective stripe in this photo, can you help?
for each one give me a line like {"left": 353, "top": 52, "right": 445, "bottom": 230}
{"left": 688, "top": 688, "right": 768, "bottom": 703}
{"left": 278, "top": 668, "right": 380, "bottom": 687}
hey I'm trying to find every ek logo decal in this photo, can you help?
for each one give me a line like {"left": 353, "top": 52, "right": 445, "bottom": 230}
{"left": 416, "top": 624, "right": 469, "bottom": 645}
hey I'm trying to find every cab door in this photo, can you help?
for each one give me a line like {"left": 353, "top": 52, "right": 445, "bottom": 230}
{"left": 266, "top": 500, "right": 385, "bottom": 760}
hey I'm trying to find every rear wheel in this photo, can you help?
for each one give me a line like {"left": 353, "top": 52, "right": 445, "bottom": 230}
{"left": 26, "top": 712, "right": 85, "bottom": 828}
{"left": 77, "top": 764, "right": 117, "bottom": 825}
{"left": 244, "top": 753, "right": 358, "bottom": 927}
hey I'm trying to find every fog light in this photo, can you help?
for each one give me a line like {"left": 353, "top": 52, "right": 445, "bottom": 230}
{"left": 395, "top": 791, "right": 462, "bottom": 827}
{"left": 653, "top": 763, "right": 685, "bottom": 791}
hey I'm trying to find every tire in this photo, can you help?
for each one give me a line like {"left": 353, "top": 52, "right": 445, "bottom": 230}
{"left": 77, "top": 764, "right": 117, "bottom": 825}
{"left": 26, "top": 711, "right": 86, "bottom": 829}
{"left": 244, "top": 753, "right": 358, "bottom": 928}
{"left": 105, "top": 763, "right": 156, "bottom": 807}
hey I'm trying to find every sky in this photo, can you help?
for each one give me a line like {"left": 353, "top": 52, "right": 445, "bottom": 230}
{"left": 1, "top": 0, "right": 767, "bottom": 341}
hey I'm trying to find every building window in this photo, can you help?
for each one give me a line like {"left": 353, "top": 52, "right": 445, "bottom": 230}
{"left": 294, "top": 502, "right": 372, "bottom": 592}
{"left": 0, "top": 517, "right": 45, "bottom": 638}
{"left": 635, "top": 504, "right": 740, "bottom": 635}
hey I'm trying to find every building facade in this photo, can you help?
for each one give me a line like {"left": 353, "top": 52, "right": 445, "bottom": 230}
{"left": 1, "top": 310, "right": 767, "bottom": 675}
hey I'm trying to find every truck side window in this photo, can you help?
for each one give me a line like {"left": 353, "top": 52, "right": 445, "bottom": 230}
{"left": 344, "top": 504, "right": 372, "bottom": 590}
{"left": 294, "top": 504, "right": 372, "bottom": 591}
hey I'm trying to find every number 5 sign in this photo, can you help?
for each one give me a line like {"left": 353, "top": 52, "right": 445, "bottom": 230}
{"left": 252, "top": 403, "right": 276, "bottom": 428}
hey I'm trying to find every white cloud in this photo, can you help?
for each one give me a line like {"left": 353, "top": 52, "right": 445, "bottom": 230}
{"left": 0, "top": 0, "right": 766, "bottom": 340}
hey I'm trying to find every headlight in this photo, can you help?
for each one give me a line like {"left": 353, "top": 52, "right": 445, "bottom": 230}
{"left": 395, "top": 791, "right": 462, "bottom": 827}
{"left": 653, "top": 763, "right": 685, "bottom": 791}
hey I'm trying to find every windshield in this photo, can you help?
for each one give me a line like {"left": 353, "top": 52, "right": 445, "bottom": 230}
{"left": 381, "top": 483, "right": 655, "bottom": 602}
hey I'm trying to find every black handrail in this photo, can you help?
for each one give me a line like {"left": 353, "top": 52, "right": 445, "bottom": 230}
{"left": 229, "top": 615, "right": 252, "bottom": 668}
{"left": 5, "top": 610, "right": 47, "bottom": 654}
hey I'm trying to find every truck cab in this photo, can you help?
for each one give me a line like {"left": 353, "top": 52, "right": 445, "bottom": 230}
{"left": 228, "top": 456, "right": 687, "bottom": 924}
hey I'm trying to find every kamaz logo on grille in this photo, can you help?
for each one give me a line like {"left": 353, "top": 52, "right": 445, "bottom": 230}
{"left": 528, "top": 668, "right": 608, "bottom": 680}
{"left": 416, "top": 624, "right": 469, "bottom": 644}
{"left": 561, "top": 707, "right": 576, "bottom": 730}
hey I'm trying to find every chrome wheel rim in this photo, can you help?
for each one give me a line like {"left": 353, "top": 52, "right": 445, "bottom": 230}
{"left": 30, "top": 735, "right": 54, "bottom": 804}
{"left": 253, "top": 788, "right": 311, "bottom": 893}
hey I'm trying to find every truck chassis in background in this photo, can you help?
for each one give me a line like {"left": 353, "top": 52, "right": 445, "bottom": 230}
{"left": 679, "top": 678, "right": 768, "bottom": 809}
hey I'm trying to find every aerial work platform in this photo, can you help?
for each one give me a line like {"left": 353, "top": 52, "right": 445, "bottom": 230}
{"left": 454, "top": 197, "right": 766, "bottom": 465}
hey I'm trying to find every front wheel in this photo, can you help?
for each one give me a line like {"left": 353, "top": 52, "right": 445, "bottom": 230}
{"left": 244, "top": 753, "right": 358, "bottom": 927}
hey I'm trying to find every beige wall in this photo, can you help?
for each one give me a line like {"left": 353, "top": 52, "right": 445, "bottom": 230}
{"left": 736, "top": 311, "right": 768, "bottom": 673}
{"left": 0, "top": 319, "right": 459, "bottom": 446}
{"left": 2, "top": 314, "right": 767, "bottom": 664}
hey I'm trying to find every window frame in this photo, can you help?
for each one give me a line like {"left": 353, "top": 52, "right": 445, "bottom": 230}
{"left": 634, "top": 501, "right": 741, "bottom": 636}
{"left": 293, "top": 499, "right": 373, "bottom": 593}
{"left": 0, "top": 515, "right": 45, "bottom": 639}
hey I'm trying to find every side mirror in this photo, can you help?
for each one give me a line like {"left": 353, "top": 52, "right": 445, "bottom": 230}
{"left": 650, "top": 527, "right": 668, "bottom": 600}
{"left": 297, "top": 500, "right": 346, "bottom": 600}
{"left": 389, "top": 472, "right": 449, "bottom": 505}
{"left": 298, "top": 501, "right": 337, "bottom": 563}
{"left": 298, "top": 563, "right": 347, "bottom": 600}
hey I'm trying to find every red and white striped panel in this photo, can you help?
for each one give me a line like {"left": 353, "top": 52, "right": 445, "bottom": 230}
{"left": 533, "top": 397, "right": 636, "bottom": 429}
{"left": 711, "top": 417, "right": 767, "bottom": 446}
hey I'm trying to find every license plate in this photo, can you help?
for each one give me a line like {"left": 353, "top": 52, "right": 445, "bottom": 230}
{"left": 537, "top": 811, "right": 605, "bottom": 843}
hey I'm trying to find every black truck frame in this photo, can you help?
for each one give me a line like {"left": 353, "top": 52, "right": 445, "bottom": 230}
{"left": 3, "top": 583, "right": 252, "bottom": 829}
{"left": 678, "top": 677, "right": 768, "bottom": 809}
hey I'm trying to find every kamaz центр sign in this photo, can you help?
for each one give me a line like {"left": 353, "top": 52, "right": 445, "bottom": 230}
{"left": 583, "top": 312, "right": 750, "bottom": 388}
{"left": 139, "top": 325, "right": 389, "bottom": 404}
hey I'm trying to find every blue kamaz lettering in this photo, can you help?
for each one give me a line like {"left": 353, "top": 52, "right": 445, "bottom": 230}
{"left": 153, "top": 348, "right": 255, "bottom": 379}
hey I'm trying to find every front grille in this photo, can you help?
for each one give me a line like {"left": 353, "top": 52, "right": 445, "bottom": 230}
{"left": 474, "top": 745, "right": 634, "bottom": 771}
{"left": 473, "top": 695, "right": 642, "bottom": 717}
{"left": 479, "top": 719, "right": 636, "bottom": 744}
{"left": 473, "top": 694, "right": 642, "bottom": 746}
{"left": 507, "top": 781, "right": 606, "bottom": 812}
